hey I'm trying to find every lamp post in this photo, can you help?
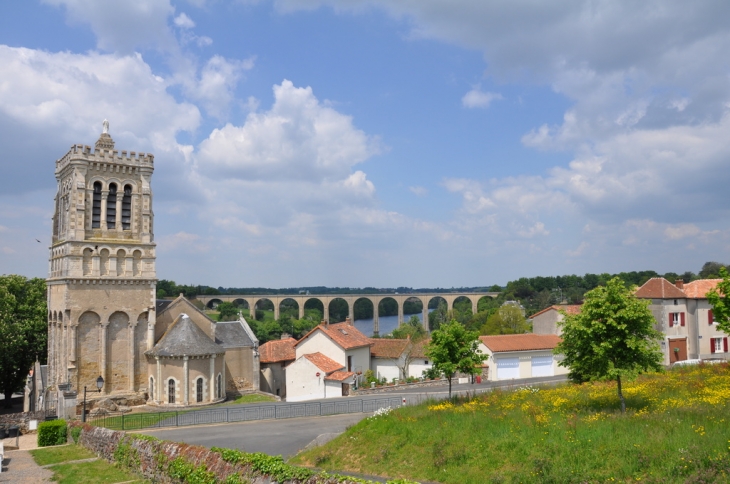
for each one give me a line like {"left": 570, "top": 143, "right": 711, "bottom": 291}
{"left": 81, "top": 375, "right": 104, "bottom": 423}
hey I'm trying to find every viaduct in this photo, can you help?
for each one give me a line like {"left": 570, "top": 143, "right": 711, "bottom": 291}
{"left": 195, "top": 292, "right": 499, "bottom": 335}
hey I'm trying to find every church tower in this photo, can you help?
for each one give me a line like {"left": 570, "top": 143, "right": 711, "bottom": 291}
{"left": 47, "top": 121, "right": 157, "bottom": 396}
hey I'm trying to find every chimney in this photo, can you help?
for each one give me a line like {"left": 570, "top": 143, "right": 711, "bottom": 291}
{"left": 675, "top": 279, "right": 684, "bottom": 290}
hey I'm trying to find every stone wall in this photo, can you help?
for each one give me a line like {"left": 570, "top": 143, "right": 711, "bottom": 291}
{"left": 0, "top": 411, "right": 47, "bottom": 434}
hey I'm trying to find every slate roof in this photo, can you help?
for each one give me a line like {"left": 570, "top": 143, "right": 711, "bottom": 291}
{"left": 683, "top": 279, "right": 721, "bottom": 298}
{"left": 479, "top": 334, "right": 562, "bottom": 353}
{"left": 215, "top": 321, "right": 255, "bottom": 348}
{"left": 326, "top": 370, "right": 356, "bottom": 382}
{"left": 369, "top": 338, "right": 409, "bottom": 358}
{"left": 156, "top": 299, "right": 173, "bottom": 313}
{"left": 530, "top": 304, "right": 582, "bottom": 319}
{"left": 303, "top": 353, "right": 345, "bottom": 374}
{"left": 296, "top": 322, "right": 372, "bottom": 350}
{"left": 147, "top": 313, "right": 224, "bottom": 357}
{"left": 259, "top": 338, "right": 297, "bottom": 363}
{"left": 635, "top": 278, "right": 687, "bottom": 299}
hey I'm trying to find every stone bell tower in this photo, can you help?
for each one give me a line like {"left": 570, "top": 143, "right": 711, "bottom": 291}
{"left": 47, "top": 121, "right": 157, "bottom": 396}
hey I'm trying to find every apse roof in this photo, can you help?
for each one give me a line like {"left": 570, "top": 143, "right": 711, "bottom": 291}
{"left": 147, "top": 313, "right": 224, "bottom": 357}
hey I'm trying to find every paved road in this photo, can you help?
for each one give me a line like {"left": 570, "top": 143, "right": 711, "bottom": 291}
{"left": 141, "top": 375, "right": 567, "bottom": 458}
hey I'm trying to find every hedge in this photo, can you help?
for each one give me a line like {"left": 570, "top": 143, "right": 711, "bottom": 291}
{"left": 37, "top": 419, "right": 67, "bottom": 447}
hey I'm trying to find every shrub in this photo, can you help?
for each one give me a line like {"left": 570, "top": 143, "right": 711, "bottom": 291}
{"left": 37, "top": 419, "right": 67, "bottom": 447}
{"left": 70, "top": 426, "right": 82, "bottom": 444}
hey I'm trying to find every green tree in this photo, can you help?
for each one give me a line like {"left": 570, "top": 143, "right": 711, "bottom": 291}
{"left": 479, "top": 305, "right": 530, "bottom": 335}
{"left": 426, "top": 320, "right": 487, "bottom": 398}
{"left": 707, "top": 266, "right": 730, "bottom": 335}
{"left": 428, "top": 301, "right": 448, "bottom": 331}
{"left": 391, "top": 315, "right": 426, "bottom": 340}
{"left": 0, "top": 276, "right": 47, "bottom": 407}
{"left": 555, "top": 277, "right": 662, "bottom": 413}
{"left": 217, "top": 302, "right": 238, "bottom": 321}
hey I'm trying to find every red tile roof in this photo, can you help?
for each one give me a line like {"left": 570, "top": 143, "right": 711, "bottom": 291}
{"left": 683, "top": 279, "right": 722, "bottom": 298}
{"left": 303, "top": 352, "right": 344, "bottom": 374}
{"left": 411, "top": 338, "right": 430, "bottom": 358}
{"left": 259, "top": 337, "right": 297, "bottom": 363}
{"left": 635, "top": 278, "right": 687, "bottom": 299}
{"left": 325, "top": 370, "right": 355, "bottom": 382}
{"left": 369, "top": 338, "right": 409, "bottom": 358}
{"left": 296, "top": 322, "right": 372, "bottom": 351}
{"left": 529, "top": 305, "right": 582, "bottom": 319}
{"left": 479, "top": 334, "right": 562, "bottom": 353}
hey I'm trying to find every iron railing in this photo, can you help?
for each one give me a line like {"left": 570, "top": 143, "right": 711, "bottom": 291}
{"left": 91, "top": 397, "right": 405, "bottom": 431}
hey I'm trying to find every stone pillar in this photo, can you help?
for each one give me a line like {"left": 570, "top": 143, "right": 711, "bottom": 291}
{"left": 324, "top": 303, "right": 330, "bottom": 323}
{"left": 398, "top": 303, "right": 404, "bottom": 325}
{"left": 210, "top": 355, "right": 216, "bottom": 402}
{"left": 115, "top": 196, "right": 122, "bottom": 229}
{"left": 349, "top": 303, "right": 354, "bottom": 324}
{"left": 183, "top": 356, "right": 189, "bottom": 406}
{"left": 70, "top": 323, "right": 77, "bottom": 364}
{"left": 298, "top": 304, "right": 304, "bottom": 320}
{"left": 472, "top": 300, "right": 478, "bottom": 315}
{"left": 100, "top": 322, "right": 108, "bottom": 394}
{"left": 61, "top": 321, "right": 67, "bottom": 384}
{"left": 100, "top": 190, "right": 108, "bottom": 230}
{"left": 129, "top": 322, "right": 136, "bottom": 392}
{"left": 373, "top": 313, "right": 380, "bottom": 337}
{"left": 48, "top": 322, "right": 54, "bottom": 384}
{"left": 155, "top": 357, "right": 161, "bottom": 404}
{"left": 423, "top": 307, "right": 430, "bottom": 333}
{"left": 273, "top": 304, "right": 279, "bottom": 321}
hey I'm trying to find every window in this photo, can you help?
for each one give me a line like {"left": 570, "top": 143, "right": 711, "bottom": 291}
{"left": 347, "top": 355, "right": 353, "bottom": 372}
{"left": 149, "top": 377, "right": 154, "bottom": 400}
{"left": 168, "top": 379, "right": 175, "bottom": 404}
{"left": 91, "top": 182, "right": 102, "bottom": 228}
{"left": 711, "top": 337, "right": 728, "bottom": 354}
{"left": 107, "top": 183, "right": 117, "bottom": 229}
{"left": 709, "top": 310, "right": 716, "bottom": 325}
{"left": 669, "top": 312, "right": 685, "bottom": 327}
{"left": 217, "top": 374, "right": 222, "bottom": 399}
{"left": 121, "top": 185, "right": 132, "bottom": 230}
{"left": 196, "top": 378, "right": 203, "bottom": 403}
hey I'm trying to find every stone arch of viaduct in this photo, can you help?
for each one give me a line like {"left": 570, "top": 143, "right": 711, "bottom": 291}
{"left": 195, "top": 293, "right": 499, "bottom": 336}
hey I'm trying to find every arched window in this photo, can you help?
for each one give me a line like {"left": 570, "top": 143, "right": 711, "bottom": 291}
{"left": 122, "top": 185, "right": 132, "bottom": 230}
{"left": 168, "top": 379, "right": 175, "bottom": 404}
{"left": 217, "top": 374, "right": 222, "bottom": 399}
{"left": 91, "top": 182, "right": 102, "bottom": 228}
{"left": 107, "top": 183, "right": 117, "bottom": 229}
{"left": 149, "top": 377, "right": 154, "bottom": 401}
{"left": 133, "top": 250, "right": 142, "bottom": 277}
{"left": 82, "top": 248, "right": 93, "bottom": 276}
{"left": 196, "top": 378, "right": 203, "bottom": 403}
{"left": 99, "top": 249, "right": 109, "bottom": 276}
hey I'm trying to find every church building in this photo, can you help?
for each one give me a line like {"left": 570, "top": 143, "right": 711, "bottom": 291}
{"left": 46, "top": 122, "right": 259, "bottom": 407}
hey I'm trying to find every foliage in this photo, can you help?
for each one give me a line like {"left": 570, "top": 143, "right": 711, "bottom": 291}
{"left": 426, "top": 320, "right": 486, "bottom": 398}
{"left": 556, "top": 277, "right": 663, "bottom": 412}
{"left": 37, "top": 419, "right": 67, "bottom": 447}
{"left": 391, "top": 315, "right": 426, "bottom": 340}
{"left": 212, "top": 447, "right": 315, "bottom": 482}
{"left": 422, "top": 367, "right": 441, "bottom": 380}
{"left": 479, "top": 304, "right": 529, "bottom": 335}
{"left": 294, "top": 364, "right": 730, "bottom": 484}
{"left": 70, "top": 426, "right": 82, "bottom": 444}
{"left": 707, "top": 266, "right": 730, "bottom": 335}
{"left": 0, "top": 275, "right": 47, "bottom": 405}
{"left": 217, "top": 301, "right": 239, "bottom": 321}
{"left": 427, "top": 301, "right": 449, "bottom": 331}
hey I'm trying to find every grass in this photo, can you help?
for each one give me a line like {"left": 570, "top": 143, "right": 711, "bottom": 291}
{"left": 292, "top": 363, "right": 730, "bottom": 484}
{"left": 30, "top": 444, "right": 95, "bottom": 466}
{"left": 228, "top": 393, "right": 278, "bottom": 404}
{"left": 31, "top": 444, "right": 147, "bottom": 483}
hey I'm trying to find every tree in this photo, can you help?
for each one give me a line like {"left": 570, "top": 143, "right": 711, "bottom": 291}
{"left": 391, "top": 315, "right": 426, "bottom": 340}
{"left": 707, "top": 266, "right": 730, "bottom": 335}
{"left": 555, "top": 277, "right": 662, "bottom": 413}
{"left": 479, "top": 305, "right": 530, "bottom": 335}
{"left": 217, "top": 302, "right": 238, "bottom": 321}
{"left": 426, "top": 320, "right": 487, "bottom": 398}
{"left": 0, "top": 276, "right": 47, "bottom": 407}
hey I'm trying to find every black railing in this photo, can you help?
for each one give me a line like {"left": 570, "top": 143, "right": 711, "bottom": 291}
{"left": 91, "top": 397, "right": 404, "bottom": 431}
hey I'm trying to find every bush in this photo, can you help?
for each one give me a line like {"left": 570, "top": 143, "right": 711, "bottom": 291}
{"left": 70, "top": 426, "right": 82, "bottom": 444}
{"left": 37, "top": 419, "right": 67, "bottom": 447}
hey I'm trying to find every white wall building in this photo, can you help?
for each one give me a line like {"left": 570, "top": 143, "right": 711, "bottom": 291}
{"left": 478, "top": 334, "right": 567, "bottom": 381}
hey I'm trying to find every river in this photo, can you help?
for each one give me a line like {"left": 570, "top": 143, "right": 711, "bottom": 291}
{"left": 353, "top": 310, "right": 431, "bottom": 337}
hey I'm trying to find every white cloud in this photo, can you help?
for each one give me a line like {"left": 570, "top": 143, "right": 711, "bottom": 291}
{"left": 174, "top": 12, "right": 196, "bottom": 29}
{"left": 409, "top": 186, "right": 427, "bottom": 196}
{"left": 183, "top": 55, "right": 255, "bottom": 118}
{"left": 461, "top": 88, "right": 502, "bottom": 109}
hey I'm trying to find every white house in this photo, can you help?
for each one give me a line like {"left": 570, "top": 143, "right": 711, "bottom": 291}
{"left": 478, "top": 334, "right": 567, "bottom": 381}
{"left": 635, "top": 277, "right": 728, "bottom": 365}
{"left": 259, "top": 336, "right": 297, "bottom": 398}
{"left": 294, "top": 319, "right": 371, "bottom": 380}
{"left": 285, "top": 352, "right": 355, "bottom": 402}
{"left": 369, "top": 337, "right": 433, "bottom": 381}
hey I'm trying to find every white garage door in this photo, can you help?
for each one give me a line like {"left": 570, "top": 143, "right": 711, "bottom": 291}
{"left": 531, "top": 356, "right": 553, "bottom": 377}
{"left": 496, "top": 357, "right": 520, "bottom": 380}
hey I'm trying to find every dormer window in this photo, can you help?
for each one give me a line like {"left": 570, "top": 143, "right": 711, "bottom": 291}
{"left": 91, "top": 182, "right": 102, "bottom": 228}
{"left": 107, "top": 183, "right": 117, "bottom": 229}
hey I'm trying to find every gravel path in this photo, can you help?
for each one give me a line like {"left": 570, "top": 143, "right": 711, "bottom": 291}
{"left": 0, "top": 450, "right": 53, "bottom": 483}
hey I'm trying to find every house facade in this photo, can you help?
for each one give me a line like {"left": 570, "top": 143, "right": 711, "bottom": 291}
{"left": 478, "top": 334, "right": 567, "bottom": 381}
{"left": 259, "top": 336, "right": 297, "bottom": 398}
{"left": 285, "top": 352, "right": 355, "bottom": 402}
{"left": 530, "top": 305, "right": 581, "bottom": 336}
{"left": 635, "top": 278, "right": 728, "bottom": 365}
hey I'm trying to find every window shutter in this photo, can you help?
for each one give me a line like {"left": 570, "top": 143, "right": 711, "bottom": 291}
{"left": 680, "top": 312, "right": 685, "bottom": 327}
{"left": 711, "top": 339, "right": 715, "bottom": 354}
{"left": 709, "top": 310, "right": 713, "bottom": 325}
{"left": 725, "top": 338, "right": 728, "bottom": 353}
{"left": 669, "top": 313, "right": 673, "bottom": 327}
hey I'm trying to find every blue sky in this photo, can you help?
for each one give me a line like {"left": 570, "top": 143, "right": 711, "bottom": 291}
{"left": 1, "top": 1, "right": 729, "bottom": 288}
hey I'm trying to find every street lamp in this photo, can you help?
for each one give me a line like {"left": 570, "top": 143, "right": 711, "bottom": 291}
{"left": 81, "top": 375, "right": 104, "bottom": 423}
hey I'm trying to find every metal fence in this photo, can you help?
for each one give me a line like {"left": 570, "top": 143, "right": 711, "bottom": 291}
{"left": 92, "top": 397, "right": 405, "bottom": 431}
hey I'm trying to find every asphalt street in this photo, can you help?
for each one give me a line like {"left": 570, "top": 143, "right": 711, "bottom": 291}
{"left": 140, "top": 375, "right": 567, "bottom": 458}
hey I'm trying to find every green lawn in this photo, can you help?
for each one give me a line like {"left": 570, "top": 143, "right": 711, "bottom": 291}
{"left": 228, "top": 393, "right": 277, "bottom": 405}
{"left": 31, "top": 444, "right": 147, "bottom": 483}
{"left": 292, "top": 364, "right": 730, "bottom": 483}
